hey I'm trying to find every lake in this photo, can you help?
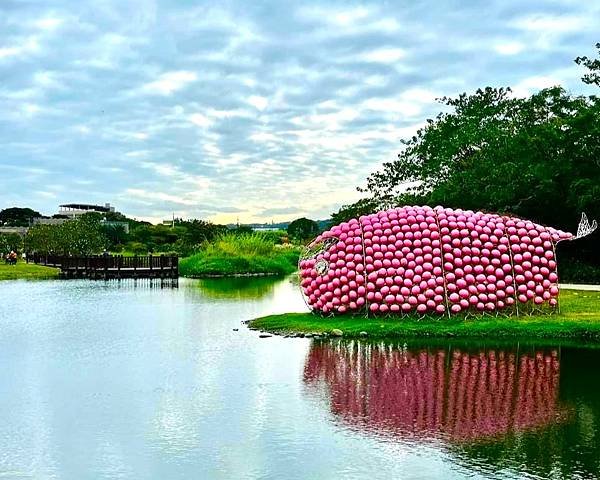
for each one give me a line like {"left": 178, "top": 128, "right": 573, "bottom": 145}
{"left": 1, "top": 277, "right": 599, "bottom": 479}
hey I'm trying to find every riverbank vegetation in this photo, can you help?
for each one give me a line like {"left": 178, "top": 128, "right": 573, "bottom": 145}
{"left": 332, "top": 44, "right": 600, "bottom": 284}
{"left": 0, "top": 261, "right": 59, "bottom": 280}
{"left": 180, "top": 232, "right": 300, "bottom": 277}
{"left": 250, "top": 290, "right": 600, "bottom": 341}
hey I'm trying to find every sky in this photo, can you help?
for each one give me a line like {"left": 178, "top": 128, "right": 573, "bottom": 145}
{"left": 1, "top": 1, "right": 599, "bottom": 224}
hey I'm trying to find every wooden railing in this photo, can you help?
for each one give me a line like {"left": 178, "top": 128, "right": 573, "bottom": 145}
{"left": 30, "top": 253, "right": 179, "bottom": 279}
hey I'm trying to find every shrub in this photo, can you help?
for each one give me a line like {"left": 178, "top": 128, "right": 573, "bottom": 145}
{"left": 179, "top": 232, "right": 300, "bottom": 277}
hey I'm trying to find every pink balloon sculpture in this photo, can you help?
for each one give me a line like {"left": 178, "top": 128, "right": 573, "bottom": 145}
{"left": 298, "top": 205, "right": 581, "bottom": 316}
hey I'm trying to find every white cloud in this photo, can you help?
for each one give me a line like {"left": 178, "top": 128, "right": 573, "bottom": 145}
{"left": 494, "top": 41, "right": 525, "bottom": 56}
{"left": 33, "top": 16, "right": 63, "bottom": 31}
{"left": 360, "top": 47, "right": 406, "bottom": 63}
{"left": 247, "top": 95, "right": 268, "bottom": 111}
{"left": 250, "top": 132, "right": 278, "bottom": 143}
{"left": 0, "top": 37, "right": 40, "bottom": 60}
{"left": 189, "top": 113, "right": 212, "bottom": 128}
{"left": 141, "top": 71, "right": 198, "bottom": 95}
{"left": 513, "top": 14, "right": 589, "bottom": 33}
{"left": 512, "top": 75, "right": 561, "bottom": 97}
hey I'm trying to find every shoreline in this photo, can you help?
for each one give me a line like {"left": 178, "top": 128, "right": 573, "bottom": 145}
{"left": 184, "top": 272, "right": 282, "bottom": 279}
{"left": 248, "top": 290, "right": 600, "bottom": 343}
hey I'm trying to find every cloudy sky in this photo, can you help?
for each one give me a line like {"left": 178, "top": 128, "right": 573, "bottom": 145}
{"left": 1, "top": 0, "right": 598, "bottom": 223}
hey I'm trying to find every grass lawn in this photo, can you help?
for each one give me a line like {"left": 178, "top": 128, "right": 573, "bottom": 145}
{"left": 249, "top": 290, "right": 600, "bottom": 342}
{"left": 0, "top": 261, "right": 60, "bottom": 280}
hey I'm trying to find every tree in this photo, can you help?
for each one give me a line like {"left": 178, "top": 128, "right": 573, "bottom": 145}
{"left": 0, "top": 233, "right": 23, "bottom": 253}
{"left": 102, "top": 224, "right": 129, "bottom": 247}
{"left": 0, "top": 207, "right": 42, "bottom": 226}
{"left": 287, "top": 218, "right": 319, "bottom": 241}
{"left": 24, "top": 214, "right": 107, "bottom": 255}
{"left": 575, "top": 42, "right": 600, "bottom": 86}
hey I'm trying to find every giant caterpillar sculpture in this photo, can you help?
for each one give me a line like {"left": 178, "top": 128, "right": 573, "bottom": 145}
{"left": 298, "top": 206, "right": 597, "bottom": 315}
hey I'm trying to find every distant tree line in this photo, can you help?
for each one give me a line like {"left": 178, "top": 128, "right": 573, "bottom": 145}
{"left": 332, "top": 43, "right": 600, "bottom": 282}
{"left": 2, "top": 207, "right": 326, "bottom": 257}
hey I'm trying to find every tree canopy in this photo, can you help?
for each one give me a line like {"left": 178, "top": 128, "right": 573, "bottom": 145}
{"left": 25, "top": 214, "right": 107, "bottom": 255}
{"left": 0, "top": 207, "right": 42, "bottom": 226}
{"left": 287, "top": 217, "right": 319, "bottom": 241}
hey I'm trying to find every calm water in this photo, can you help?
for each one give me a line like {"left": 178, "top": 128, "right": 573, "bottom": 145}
{"left": 1, "top": 277, "right": 599, "bottom": 479}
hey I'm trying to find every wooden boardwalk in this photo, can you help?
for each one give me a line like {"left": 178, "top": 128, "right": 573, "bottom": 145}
{"left": 31, "top": 253, "right": 178, "bottom": 279}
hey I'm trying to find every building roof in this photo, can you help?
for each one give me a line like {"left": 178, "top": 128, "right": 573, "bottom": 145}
{"left": 59, "top": 203, "right": 112, "bottom": 212}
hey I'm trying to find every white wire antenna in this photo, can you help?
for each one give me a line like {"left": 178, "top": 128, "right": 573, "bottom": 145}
{"left": 574, "top": 212, "right": 598, "bottom": 240}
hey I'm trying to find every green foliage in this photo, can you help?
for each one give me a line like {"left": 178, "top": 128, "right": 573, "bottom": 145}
{"left": 287, "top": 217, "right": 319, "bottom": 241}
{"left": 117, "top": 220, "right": 226, "bottom": 255}
{"left": 231, "top": 225, "right": 254, "bottom": 235}
{"left": 122, "top": 241, "right": 148, "bottom": 255}
{"left": 362, "top": 85, "right": 600, "bottom": 227}
{"left": 253, "top": 229, "right": 289, "bottom": 245}
{"left": 0, "top": 233, "right": 23, "bottom": 253}
{"left": 558, "top": 259, "right": 600, "bottom": 284}
{"left": 575, "top": 42, "right": 600, "bottom": 86}
{"left": 24, "top": 214, "right": 107, "bottom": 255}
{"left": 179, "top": 232, "right": 300, "bottom": 277}
{"left": 0, "top": 207, "right": 41, "bottom": 226}
{"left": 102, "top": 224, "right": 128, "bottom": 246}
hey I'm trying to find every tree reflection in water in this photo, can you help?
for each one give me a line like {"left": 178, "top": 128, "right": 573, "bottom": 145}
{"left": 304, "top": 341, "right": 568, "bottom": 443}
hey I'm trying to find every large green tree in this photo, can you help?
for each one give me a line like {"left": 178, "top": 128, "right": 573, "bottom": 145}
{"left": 0, "top": 233, "right": 23, "bottom": 253}
{"left": 25, "top": 214, "right": 107, "bottom": 255}
{"left": 361, "top": 85, "right": 599, "bottom": 229}
{"left": 0, "top": 207, "right": 42, "bottom": 226}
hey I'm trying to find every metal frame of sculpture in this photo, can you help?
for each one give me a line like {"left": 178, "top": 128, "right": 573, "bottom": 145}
{"left": 298, "top": 206, "right": 597, "bottom": 317}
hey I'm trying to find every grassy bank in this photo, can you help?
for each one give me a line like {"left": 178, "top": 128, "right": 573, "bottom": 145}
{"left": 180, "top": 233, "right": 300, "bottom": 277}
{"left": 0, "top": 261, "right": 60, "bottom": 280}
{"left": 249, "top": 290, "right": 600, "bottom": 342}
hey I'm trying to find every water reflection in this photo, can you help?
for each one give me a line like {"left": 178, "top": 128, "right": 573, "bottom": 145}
{"left": 304, "top": 342, "right": 568, "bottom": 443}
{"left": 192, "top": 276, "right": 282, "bottom": 300}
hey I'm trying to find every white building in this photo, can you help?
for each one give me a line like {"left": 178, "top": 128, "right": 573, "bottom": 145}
{"left": 58, "top": 203, "right": 115, "bottom": 217}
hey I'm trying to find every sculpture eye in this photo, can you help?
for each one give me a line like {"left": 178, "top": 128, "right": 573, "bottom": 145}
{"left": 315, "top": 259, "right": 328, "bottom": 276}
{"left": 301, "top": 236, "right": 339, "bottom": 260}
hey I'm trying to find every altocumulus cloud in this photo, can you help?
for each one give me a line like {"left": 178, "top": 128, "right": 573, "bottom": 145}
{"left": 0, "top": 0, "right": 599, "bottom": 223}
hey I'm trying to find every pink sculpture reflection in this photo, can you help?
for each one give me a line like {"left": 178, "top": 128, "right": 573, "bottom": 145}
{"left": 304, "top": 343, "right": 568, "bottom": 442}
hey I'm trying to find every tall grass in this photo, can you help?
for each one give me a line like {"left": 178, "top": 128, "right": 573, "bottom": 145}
{"left": 179, "top": 232, "right": 300, "bottom": 277}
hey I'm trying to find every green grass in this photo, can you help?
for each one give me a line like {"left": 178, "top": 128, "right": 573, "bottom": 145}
{"left": 249, "top": 290, "right": 600, "bottom": 342}
{"left": 180, "top": 233, "right": 300, "bottom": 277}
{"left": 0, "top": 261, "right": 60, "bottom": 280}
